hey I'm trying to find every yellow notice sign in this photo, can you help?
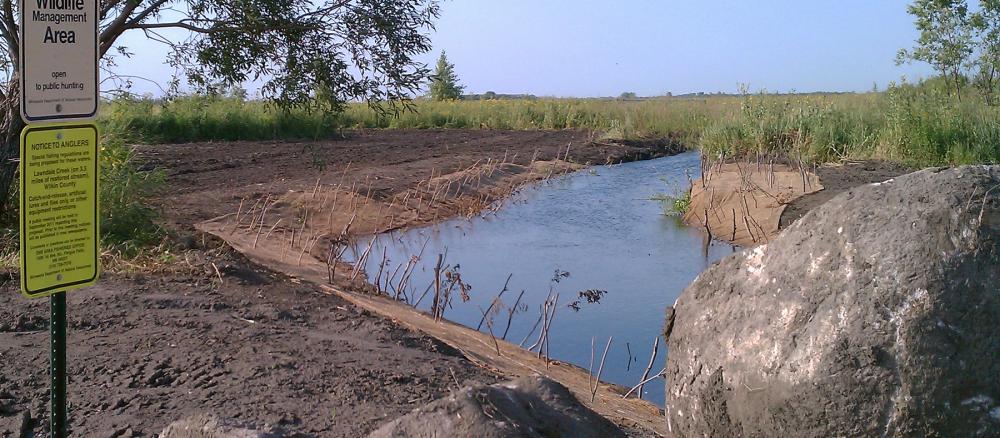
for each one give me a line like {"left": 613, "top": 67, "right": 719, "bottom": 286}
{"left": 19, "top": 123, "right": 99, "bottom": 298}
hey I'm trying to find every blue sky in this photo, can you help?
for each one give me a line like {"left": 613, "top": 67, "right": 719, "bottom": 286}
{"left": 113, "top": 0, "right": 936, "bottom": 97}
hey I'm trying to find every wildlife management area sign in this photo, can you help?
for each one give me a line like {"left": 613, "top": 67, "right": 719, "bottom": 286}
{"left": 20, "top": 0, "right": 98, "bottom": 123}
{"left": 19, "top": 123, "right": 99, "bottom": 297}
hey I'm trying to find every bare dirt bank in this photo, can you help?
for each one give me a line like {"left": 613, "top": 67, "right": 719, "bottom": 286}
{"left": 684, "top": 160, "right": 914, "bottom": 246}
{"left": 138, "top": 129, "right": 684, "bottom": 235}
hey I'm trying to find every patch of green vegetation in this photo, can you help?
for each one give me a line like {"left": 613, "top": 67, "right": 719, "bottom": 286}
{"left": 101, "top": 94, "right": 342, "bottom": 144}
{"left": 99, "top": 130, "right": 166, "bottom": 252}
{"left": 651, "top": 189, "right": 691, "bottom": 216}
{"left": 102, "top": 75, "right": 1000, "bottom": 169}
{"left": 699, "top": 80, "right": 1000, "bottom": 167}
{"left": 102, "top": 94, "right": 723, "bottom": 145}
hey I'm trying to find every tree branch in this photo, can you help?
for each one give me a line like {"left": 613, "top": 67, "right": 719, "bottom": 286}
{"left": 132, "top": 21, "right": 217, "bottom": 34}
{"left": 1, "top": 0, "right": 17, "bottom": 65}
{"left": 101, "top": 0, "right": 173, "bottom": 56}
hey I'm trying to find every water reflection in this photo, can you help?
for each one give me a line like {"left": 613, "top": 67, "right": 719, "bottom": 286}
{"left": 348, "top": 151, "right": 736, "bottom": 405}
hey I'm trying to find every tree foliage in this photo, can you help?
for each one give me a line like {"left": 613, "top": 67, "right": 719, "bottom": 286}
{"left": 897, "top": 0, "right": 975, "bottom": 99}
{"left": 973, "top": 0, "right": 1000, "bottom": 103}
{"left": 429, "top": 51, "right": 463, "bottom": 101}
{"left": 0, "top": 0, "right": 441, "bottom": 216}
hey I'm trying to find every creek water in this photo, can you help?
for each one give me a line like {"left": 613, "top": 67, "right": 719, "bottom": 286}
{"left": 348, "top": 151, "right": 735, "bottom": 406}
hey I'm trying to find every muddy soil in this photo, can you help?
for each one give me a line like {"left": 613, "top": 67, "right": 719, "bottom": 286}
{"left": 3, "top": 130, "right": 676, "bottom": 437}
{"left": 0, "top": 246, "right": 502, "bottom": 437}
{"left": 779, "top": 160, "right": 914, "bottom": 228}
{"left": 137, "top": 129, "right": 682, "bottom": 234}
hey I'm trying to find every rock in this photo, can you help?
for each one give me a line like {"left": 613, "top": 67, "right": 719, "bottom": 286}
{"left": 665, "top": 166, "right": 1000, "bottom": 437}
{"left": 159, "top": 415, "right": 280, "bottom": 438}
{"left": 368, "top": 376, "right": 625, "bottom": 438}
{"left": 0, "top": 397, "right": 14, "bottom": 415}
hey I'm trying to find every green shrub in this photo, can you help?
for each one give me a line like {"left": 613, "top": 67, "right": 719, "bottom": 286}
{"left": 99, "top": 132, "right": 165, "bottom": 248}
{"left": 651, "top": 189, "right": 691, "bottom": 216}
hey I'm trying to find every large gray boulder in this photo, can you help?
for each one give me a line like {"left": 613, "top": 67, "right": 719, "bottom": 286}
{"left": 665, "top": 166, "right": 1000, "bottom": 437}
{"left": 368, "top": 376, "right": 625, "bottom": 438}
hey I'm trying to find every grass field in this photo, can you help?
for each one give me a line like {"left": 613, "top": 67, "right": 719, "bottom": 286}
{"left": 104, "top": 79, "right": 1000, "bottom": 167}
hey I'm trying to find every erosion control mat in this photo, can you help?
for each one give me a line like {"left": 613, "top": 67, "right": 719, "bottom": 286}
{"left": 199, "top": 159, "right": 582, "bottom": 274}
{"left": 196, "top": 159, "right": 667, "bottom": 435}
{"left": 684, "top": 162, "right": 822, "bottom": 247}
{"left": 197, "top": 223, "right": 666, "bottom": 435}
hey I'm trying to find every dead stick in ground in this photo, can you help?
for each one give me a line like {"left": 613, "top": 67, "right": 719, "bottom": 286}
{"left": 374, "top": 246, "right": 388, "bottom": 292}
{"left": 501, "top": 290, "right": 525, "bottom": 340}
{"left": 431, "top": 254, "right": 443, "bottom": 321}
{"left": 247, "top": 195, "right": 271, "bottom": 232}
{"left": 239, "top": 196, "right": 263, "bottom": 231}
{"left": 622, "top": 368, "right": 667, "bottom": 400}
{"left": 396, "top": 257, "right": 417, "bottom": 300}
{"left": 414, "top": 280, "right": 435, "bottom": 308}
{"left": 252, "top": 199, "right": 273, "bottom": 249}
{"left": 527, "top": 298, "right": 551, "bottom": 352}
{"left": 477, "top": 306, "right": 502, "bottom": 357}
{"left": 635, "top": 337, "right": 660, "bottom": 400}
{"left": 592, "top": 336, "right": 614, "bottom": 402}
{"left": 542, "top": 294, "right": 560, "bottom": 364}
{"left": 386, "top": 262, "right": 404, "bottom": 298}
{"left": 232, "top": 197, "right": 246, "bottom": 232}
{"left": 350, "top": 235, "right": 377, "bottom": 282}
{"left": 263, "top": 218, "right": 284, "bottom": 240}
{"left": 519, "top": 307, "right": 545, "bottom": 348}
{"left": 298, "top": 233, "right": 323, "bottom": 265}
{"left": 589, "top": 336, "right": 596, "bottom": 396}
{"left": 477, "top": 273, "right": 512, "bottom": 330}
{"left": 731, "top": 208, "right": 738, "bottom": 241}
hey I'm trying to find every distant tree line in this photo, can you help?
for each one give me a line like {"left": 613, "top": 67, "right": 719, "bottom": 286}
{"left": 898, "top": 0, "right": 1000, "bottom": 104}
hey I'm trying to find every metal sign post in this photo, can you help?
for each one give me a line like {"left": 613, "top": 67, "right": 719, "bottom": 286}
{"left": 50, "top": 292, "right": 67, "bottom": 436}
{"left": 19, "top": 123, "right": 100, "bottom": 438}
{"left": 19, "top": 0, "right": 100, "bottom": 435}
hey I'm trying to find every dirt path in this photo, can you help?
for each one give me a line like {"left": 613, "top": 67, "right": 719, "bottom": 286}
{"left": 0, "top": 247, "right": 501, "bottom": 436}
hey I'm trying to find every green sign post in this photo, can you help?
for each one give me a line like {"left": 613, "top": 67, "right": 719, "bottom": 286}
{"left": 19, "top": 123, "right": 100, "bottom": 437}
{"left": 19, "top": 0, "right": 100, "bottom": 434}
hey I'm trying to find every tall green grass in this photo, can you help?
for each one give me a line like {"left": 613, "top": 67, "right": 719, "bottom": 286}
{"left": 102, "top": 95, "right": 340, "bottom": 143}
{"left": 103, "top": 95, "right": 726, "bottom": 144}
{"left": 699, "top": 82, "right": 1000, "bottom": 166}
{"left": 103, "top": 79, "right": 1000, "bottom": 167}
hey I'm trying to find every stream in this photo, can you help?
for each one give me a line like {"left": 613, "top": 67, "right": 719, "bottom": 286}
{"left": 348, "top": 151, "right": 735, "bottom": 406}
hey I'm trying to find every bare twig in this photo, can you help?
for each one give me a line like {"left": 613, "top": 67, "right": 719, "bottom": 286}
{"left": 477, "top": 273, "right": 512, "bottom": 330}
{"left": 623, "top": 368, "right": 667, "bottom": 400}
{"left": 592, "top": 336, "right": 613, "bottom": 402}
{"left": 478, "top": 306, "right": 502, "bottom": 357}
{"left": 501, "top": 290, "right": 525, "bottom": 341}
{"left": 431, "top": 254, "right": 443, "bottom": 320}
{"left": 636, "top": 337, "right": 659, "bottom": 400}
